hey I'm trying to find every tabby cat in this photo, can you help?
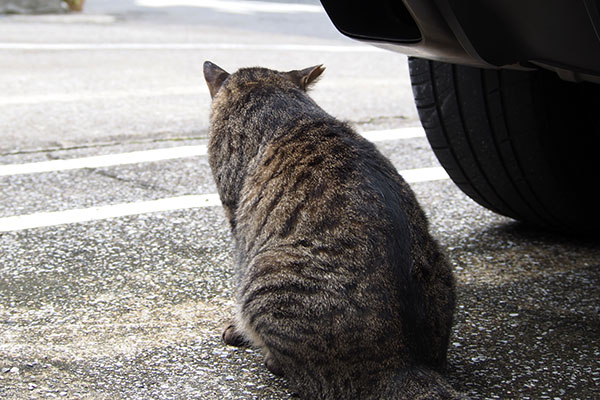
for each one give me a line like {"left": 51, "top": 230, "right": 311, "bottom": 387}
{"left": 203, "top": 61, "right": 461, "bottom": 399}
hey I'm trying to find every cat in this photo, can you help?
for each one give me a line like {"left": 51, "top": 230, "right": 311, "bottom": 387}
{"left": 203, "top": 60, "right": 461, "bottom": 399}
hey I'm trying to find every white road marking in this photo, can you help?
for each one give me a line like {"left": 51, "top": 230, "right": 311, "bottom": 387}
{"left": 0, "top": 43, "right": 381, "bottom": 52}
{"left": 0, "top": 128, "right": 425, "bottom": 176}
{"left": 0, "top": 145, "right": 208, "bottom": 176}
{"left": 0, "top": 194, "right": 221, "bottom": 232}
{"left": 0, "top": 87, "right": 206, "bottom": 106}
{"left": 0, "top": 167, "right": 447, "bottom": 232}
{"left": 135, "top": 0, "right": 324, "bottom": 14}
{"left": 362, "top": 127, "right": 425, "bottom": 142}
{"left": 400, "top": 167, "right": 449, "bottom": 183}
{"left": 0, "top": 126, "right": 443, "bottom": 231}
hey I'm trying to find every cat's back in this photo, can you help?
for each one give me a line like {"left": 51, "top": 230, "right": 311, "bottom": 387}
{"left": 235, "top": 116, "right": 413, "bottom": 265}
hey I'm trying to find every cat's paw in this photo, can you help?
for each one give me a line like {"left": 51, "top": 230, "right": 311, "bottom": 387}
{"left": 265, "top": 355, "right": 285, "bottom": 377}
{"left": 222, "top": 323, "right": 250, "bottom": 347}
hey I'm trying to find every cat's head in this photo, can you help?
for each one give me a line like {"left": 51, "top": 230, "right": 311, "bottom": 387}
{"left": 202, "top": 61, "right": 325, "bottom": 99}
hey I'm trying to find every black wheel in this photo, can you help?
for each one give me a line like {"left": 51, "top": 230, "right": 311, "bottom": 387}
{"left": 408, "top": 57, "right": 600, "bottom": 234}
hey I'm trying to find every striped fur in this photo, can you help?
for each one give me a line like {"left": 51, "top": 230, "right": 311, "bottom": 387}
{"left": 203, "top": 61, "right": 461, "bottom": 399}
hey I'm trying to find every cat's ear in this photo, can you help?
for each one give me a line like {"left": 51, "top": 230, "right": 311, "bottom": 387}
{"left": 203, "top": 61, "right": 230, "bottom": 98}
{"left": 284, "top": 65, "right": 325, "bottom": 91}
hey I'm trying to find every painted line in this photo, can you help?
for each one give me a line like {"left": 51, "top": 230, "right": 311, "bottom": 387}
{"left": 0, "top": 167, "right": 447, "bottom": 232}
{"left": 0, "top": 145, "right": 208, "bottom": 176}
{"left": 0, "top": 87, "right": 206, "bottom": 106}
{"left": 0, "top": 128, "right": 425, "bottom": 176}
{"left": 0, "top": 194, "right": 221, "bottom": 232}
{"left": 135, "top": 0, "right": 324, "bottom": 14}
{"left": 400, "top": 167, "right": 449, "bottom": 183}
{"left": 362, "top": 127, "right": 425, "bottom": 142}
{"left": 0, "top": 43, "right": 381, "bottom": 52}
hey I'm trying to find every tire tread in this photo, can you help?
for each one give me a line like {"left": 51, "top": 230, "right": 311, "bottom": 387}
{"left": 408, "top": 57, "right": 599, "bottom": 232}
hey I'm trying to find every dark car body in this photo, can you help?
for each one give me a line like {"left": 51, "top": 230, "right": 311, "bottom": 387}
{"left": 319, "top": 0, "right": 600, "bottom": 233}
{"left": 320, "top": 0, "right": 600, "bottom": 83}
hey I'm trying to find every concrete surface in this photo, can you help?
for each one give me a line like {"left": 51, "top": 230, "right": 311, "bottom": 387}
{"left": 0, "top": 0, "right": 62, "bottom": 14}
{"left": 1, "top": 1, "right": 599, "bottom": 399}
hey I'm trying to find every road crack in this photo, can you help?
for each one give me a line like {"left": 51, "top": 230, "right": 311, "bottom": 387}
{"left": 93, "top": 169, "right": 171, "bottom": 193}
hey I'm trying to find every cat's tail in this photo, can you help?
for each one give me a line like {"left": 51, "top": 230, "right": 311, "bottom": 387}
{"left": 288, "top": 364, "right": 466, "bottom": 400}
{"left": 372, "top": 366, "right": 467, "bottom": 400}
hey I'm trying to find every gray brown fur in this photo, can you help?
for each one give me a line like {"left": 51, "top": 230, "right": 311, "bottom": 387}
{"left": 203, "top": 61, "right": 461, "bottom": 399}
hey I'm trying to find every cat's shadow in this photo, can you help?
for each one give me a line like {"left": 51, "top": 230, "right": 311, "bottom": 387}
{"left": 446, "top": 220, "right": 599, "bottom": 398}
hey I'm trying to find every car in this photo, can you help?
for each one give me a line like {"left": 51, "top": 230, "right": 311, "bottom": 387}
{"left": 319, "top": 0, "right": 600, "bottom": 234}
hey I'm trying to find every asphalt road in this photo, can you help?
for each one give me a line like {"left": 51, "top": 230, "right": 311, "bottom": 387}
{"left": 1, "top": 1, "right": 599, "bottom": 399}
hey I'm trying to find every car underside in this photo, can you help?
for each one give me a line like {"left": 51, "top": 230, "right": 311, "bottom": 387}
{"left": 320, "top": 0, "right": 600, "bottom": 234}
{"left": 320, "top": 0, "right": 600, "bottom": 83}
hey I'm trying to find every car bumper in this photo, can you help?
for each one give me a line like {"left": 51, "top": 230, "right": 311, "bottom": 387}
{"left": 320, "top": 0, "right": 600, "bottom": 82}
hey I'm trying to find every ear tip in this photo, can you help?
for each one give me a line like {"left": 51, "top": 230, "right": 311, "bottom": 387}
{"left": 203, "top": 60, "right": 215, "bottom": 72}
{"left": 313, "top": 64, "right": 325, "bottom": 73}
{"left": 313, "top": 64, "right": 326, "bottom": 78}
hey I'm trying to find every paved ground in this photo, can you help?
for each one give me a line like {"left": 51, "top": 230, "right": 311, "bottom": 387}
{"left": 1, "top": 1, "right": 599, "bottom": 399}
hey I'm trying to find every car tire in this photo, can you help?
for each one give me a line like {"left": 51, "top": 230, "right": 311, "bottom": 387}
{"left": 408, "top": 57, "right": 600, "bottom": 234}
